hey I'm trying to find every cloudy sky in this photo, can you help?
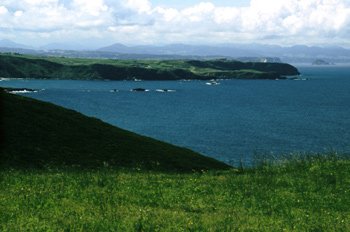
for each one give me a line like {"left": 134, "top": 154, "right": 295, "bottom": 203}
{"left": 1, "top": 0, "right": 350, "bottom": 48}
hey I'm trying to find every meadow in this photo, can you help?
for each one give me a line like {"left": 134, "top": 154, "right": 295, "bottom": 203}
{"left": 1, "top": 152, "right": 349, "bottom": 231}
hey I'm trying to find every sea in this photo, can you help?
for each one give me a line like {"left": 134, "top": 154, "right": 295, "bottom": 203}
{"left": 2, "top": 65, "right": 350, "bottom": 166}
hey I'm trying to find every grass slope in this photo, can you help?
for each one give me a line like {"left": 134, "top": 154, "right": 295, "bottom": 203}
{"left": 0, "top": 54, "right": 300, "bottom": 80}
{"left": 1, "top": 153, "right": 349, "bottom": 231}
{"left": 0, "top": 91, "right": 230, "bottom": 172}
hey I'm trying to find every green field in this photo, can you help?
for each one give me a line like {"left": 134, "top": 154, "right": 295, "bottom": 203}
{"left": 0, "top": 53, "right": 300, "bottom": 80}
{"left": 1, "top": 153, "right": 349, "bottom": 231}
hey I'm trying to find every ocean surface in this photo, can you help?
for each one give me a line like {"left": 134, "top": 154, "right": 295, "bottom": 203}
{"left": 2, "top": 65, "right": 350, "bottom": 165}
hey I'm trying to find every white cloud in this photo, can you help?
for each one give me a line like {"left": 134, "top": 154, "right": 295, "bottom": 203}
{"left": 71, "top": 0, "right": 109, "bottom": 16}
{"left": 0, "top": 0, "right": 350, "bottom": 47}
{"left": 213, "top": 7, "right": 241, "bottom": 25}
{"left": 121, "top": 0, "right": 151, "bottom": 13}
{"left": 14, "top": 11, "right": 23, "bottom": 17}
{"left": 22, "top": 0, "right": 59, "bottom": 5}
{"left": 283, "top": 15, "right": 304, "bottom": 35}
{"left": 0, "top": 6, "right": 8, "bottom": 14}
{"left": 153, "top": 7, "right": 179, "bottom": 21}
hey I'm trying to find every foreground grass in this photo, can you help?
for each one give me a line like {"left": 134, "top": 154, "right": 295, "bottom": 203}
{"left": 1, "top": 153, "right": 349, "bottom": 231}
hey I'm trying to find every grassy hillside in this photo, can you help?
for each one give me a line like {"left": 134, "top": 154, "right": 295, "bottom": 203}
{"left": 0, "top": 53, "right": 300, "bottom": 80}
{"left": 0, "top": 91, "right": 230, "bottom": 172}
{"left": 1, "top": 153, "right": 349, "bottom": 231}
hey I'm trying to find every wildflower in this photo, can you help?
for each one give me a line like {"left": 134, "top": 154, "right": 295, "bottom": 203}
{"left": 188, "top": 222, "right": 193, "bottom": 225}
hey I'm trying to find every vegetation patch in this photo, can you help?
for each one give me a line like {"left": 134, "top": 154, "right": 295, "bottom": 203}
{"left": 1, "top": 153, "right": 349, "bottom": 231}
{"left": 0, "top": 53, "right": 300, "bottom": 80}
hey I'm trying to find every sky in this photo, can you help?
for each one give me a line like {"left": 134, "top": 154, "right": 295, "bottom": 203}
{"left": 1, "top": 0, "right": 350, "bottom": 49}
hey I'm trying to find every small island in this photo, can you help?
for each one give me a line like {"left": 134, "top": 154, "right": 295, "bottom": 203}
{"left": 312, "top": 59, "right": 332, "bottom": 65}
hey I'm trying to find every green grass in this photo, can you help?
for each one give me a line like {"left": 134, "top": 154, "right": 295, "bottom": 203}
{"left": 1, "top": 153, "right": 349, "bottom": 231}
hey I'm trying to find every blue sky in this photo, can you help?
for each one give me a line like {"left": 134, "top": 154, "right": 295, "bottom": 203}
{"left": 0, "top": 0, "right": 350, "bottom": 48}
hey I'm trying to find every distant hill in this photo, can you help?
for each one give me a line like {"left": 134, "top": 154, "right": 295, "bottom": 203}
{"left": 0, "top": 91, "right": 231, "bottom": 172}
{"left": 39, "top": 43, "right": 93, "bottom": 51}
{"left": 0, "top": 39, "right": 32, "bottom": 49}
{"left": 0, "top": 54, "right": 300, "bottom": 80}
{"left": 97, "top": 43, "right": 257, "bottom": 57}
{"left": 97, "top": 43, "right": 350, "bottom": 63}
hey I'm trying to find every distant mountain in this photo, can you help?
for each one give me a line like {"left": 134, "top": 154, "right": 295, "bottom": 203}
{"left": 98, "top": 43, "right": 259, "bottom": 57}
{"left": 97, "top": 43, "right": 350, "bottom": 63}
{"left": 98, "top": 43, "right": 130, "bottom": 53}
{"left": 1, "top": 39, "right": 350, "bottom": 63}
{"left": 0, "top": 40, "right": 92, "bottom": 51}
{"left": 0, "top": 39, "right": 32, "bottom": 49}
{"left": 39, "top": 43, "right": 92, "bottom": 51}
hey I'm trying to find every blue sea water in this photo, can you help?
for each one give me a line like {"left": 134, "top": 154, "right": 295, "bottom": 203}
{"left": 2, "top": 65, "right": 350, "bottom": 165}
